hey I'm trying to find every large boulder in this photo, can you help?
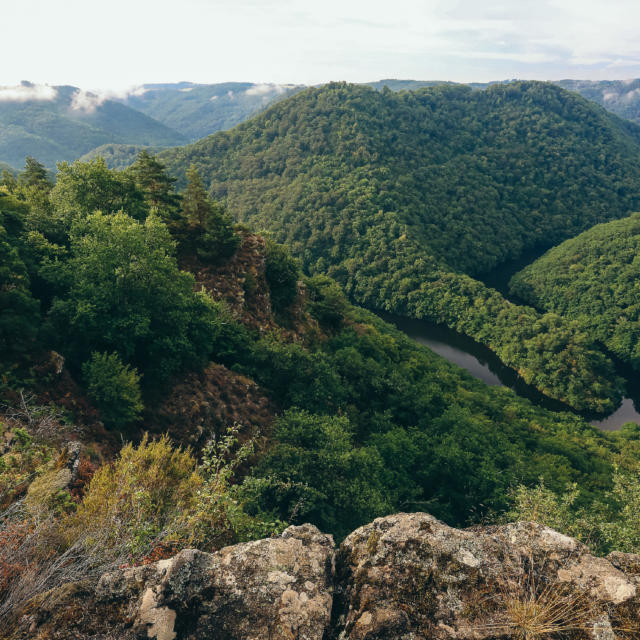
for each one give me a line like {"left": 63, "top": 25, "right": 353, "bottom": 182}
{"left": 14, "top": 524, "right": 334, "bottom": 640}
{"left": 333, "top": 512, "right": 640, "bottom": 640}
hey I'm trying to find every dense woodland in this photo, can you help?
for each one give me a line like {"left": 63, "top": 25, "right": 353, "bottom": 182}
{"left": 160, "top": 81, "right": 640, "bottom": 412}
{"left": 3, "top": 82, "right": 640, "bottom": 626}
{"left": 511, "top": 213, "right": 640, "bottom": 372}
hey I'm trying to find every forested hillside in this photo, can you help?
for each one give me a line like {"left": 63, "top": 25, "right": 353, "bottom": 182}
{"left": 0, "top": 83, "right": 186, "bottom": 168}
{"left": 369, "top": 78, "right": 640, "bottom": 126}
{"left": 160, "top": 81, "right": 640, "bottom": 412}
{"left": 79, "top": 143, "right": 162, "bottom": 169}
{"left": 511, "top": 213, "right": 640, "bottom": 372}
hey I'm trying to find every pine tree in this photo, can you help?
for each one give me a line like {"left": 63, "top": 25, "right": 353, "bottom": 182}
{"left": 129, "top": 150, "right": 180, "bottom": 221}
{"left": 180, "top": 164, "right": 239, "bottom": 263}
{"left": 18, "top": 157, "right": 52, "bottom": 191}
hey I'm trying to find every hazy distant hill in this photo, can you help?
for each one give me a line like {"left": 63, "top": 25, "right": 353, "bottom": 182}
{"left": 79, "top": 143, "right": 163, "bottom": 170}
{"left": 555, "top": 79, "right": 640, "bottom": 125}
{"left": 122, "top": 82, "right": 304, "bottom": 141}
{"left": 0, "top": 82, "right": 186, "bottom": 169}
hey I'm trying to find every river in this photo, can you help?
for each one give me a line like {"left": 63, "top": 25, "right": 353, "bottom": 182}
{"left": 379, "top": 311, "right": 640, "bottom": 431}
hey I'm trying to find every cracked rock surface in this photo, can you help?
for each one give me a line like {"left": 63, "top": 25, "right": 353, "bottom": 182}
{"left": 10, "top": 514, "right": 640, "bottom": 639}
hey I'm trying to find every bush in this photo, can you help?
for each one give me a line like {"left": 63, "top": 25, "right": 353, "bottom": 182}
{"left": 265, "top": 240, "right": 299, "bottom": 311}
{"left": 171, "top": 425, "right": 285, "bottom": 549}
{"left": 82, "top": 352, "right": 143, "bottom": 429}
{"left": 68, "top": 434, "right": 199, "bottom": 559}
{"left": 506, "top": 467, "right": 640, "bottom": 555}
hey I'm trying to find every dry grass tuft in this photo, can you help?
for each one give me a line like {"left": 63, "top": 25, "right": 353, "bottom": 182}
{"left": 475, "top": 555, "right": 595, "bottom": 639}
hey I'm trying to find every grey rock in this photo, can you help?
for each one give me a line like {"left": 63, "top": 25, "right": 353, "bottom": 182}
{"left": 333, "top": 512, "right": 640, "bottom": 640}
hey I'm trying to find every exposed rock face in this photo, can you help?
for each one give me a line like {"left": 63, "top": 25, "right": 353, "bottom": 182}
{"left": 334, "top": 513, "right": 640, "bottom": 640}
{"left": 10, "top": 514, "right": 640, "bottom": 639}
{"left": 15, "top": 524, "right": 334, "bottom": 640}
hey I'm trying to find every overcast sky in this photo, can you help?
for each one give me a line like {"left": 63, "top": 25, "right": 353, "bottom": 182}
{"left": 3, "top": 0, "right": 640, "bottom": 91}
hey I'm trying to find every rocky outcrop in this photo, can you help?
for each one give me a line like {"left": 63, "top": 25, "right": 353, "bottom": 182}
{"left": 334, "top": 513, "right": 640, "bottom": 639}
{"left": 14, "top": 524, "right": 334, "bottom": 640}
{"left": 10, "top": 514, "right": 640, "bottom": 639}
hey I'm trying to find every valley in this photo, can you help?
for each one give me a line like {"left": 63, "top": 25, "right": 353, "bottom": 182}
{"left": 4, "top": 78, "right": 640, "bottom": 634}
{"left": 381, "top": 311, "right": 640, "bottom": 430}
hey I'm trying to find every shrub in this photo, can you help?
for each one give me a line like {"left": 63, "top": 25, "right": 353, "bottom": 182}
{"left": 171, "top": 424, "right": 285, "bottom": 549}
{"left": 506, "top": 467, "right": 640, "bottom": 555}
{"left": 265, "top": 239, "right": 299, "bottom": 311}
{"left": 82, "top": 352, "right": 143, "bottom": 429}
{"left": 67, "top": 434, "right": 199, "bottom": 559}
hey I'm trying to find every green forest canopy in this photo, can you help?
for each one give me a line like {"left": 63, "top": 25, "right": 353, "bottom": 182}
{"left": 2, "top": 155, "right": 640, "bottom": 542}
{"left": 511, "top": 213, "right": 640, "bottom": 372}
{"left": 160, "top": 80, "right": 640, "bottom": 412}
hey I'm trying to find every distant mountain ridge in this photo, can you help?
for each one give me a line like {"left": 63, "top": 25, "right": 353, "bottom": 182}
{"left": 0, "top": 82, "right": 186, "bottom": 169}
{"left": 367, "top": 78, "right": 640, "bottom": 126}
{"left": 121, "top": 81, "right": 304, "bottom": 141}
{"left": 6, "top": 78, "right": 640, "bottom": 172}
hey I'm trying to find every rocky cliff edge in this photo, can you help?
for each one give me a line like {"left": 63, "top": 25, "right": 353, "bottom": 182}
{"left": 10, "top": 513, "right": 640, "bottom": 639}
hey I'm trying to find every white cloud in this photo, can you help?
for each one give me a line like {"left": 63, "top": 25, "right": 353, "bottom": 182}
{"left": 0, "top": 83, "right": 57, "bottom": 102}
{"left": 127, "top": 85, "right": 148, "bottom": 98}
{"left": 179, "top": 87, "right": 193, "bottom": 92}
{"left": 70, "top": 89, "right": 104, "bottom": 112}
{"left": 245, "top": 83, "right": 293, "bottom": 96}
{"left": 70, "top": 85, "right": 149, "bottom": 112}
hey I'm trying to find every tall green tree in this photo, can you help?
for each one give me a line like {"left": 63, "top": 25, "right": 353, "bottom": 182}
{"left": 179, "top": 164, "right": 238, "bottom": 262}
{"left": 129, "top": 150, "right": 180, "bottom": 222}
{"left": 0, "top": 191, "right": 40, "bottom": 379}
{"left": 46, "top": 211, "right": 222, "bottom": 387}
{"left": 18, "top": 157, "right": 52, "bottom": 191}
{"left": 51, "top": 159, "right": 147, "bottom": 225}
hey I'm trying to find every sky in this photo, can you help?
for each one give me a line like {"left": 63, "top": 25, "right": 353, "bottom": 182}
{"left": 2, "top": 0, "right": 640, "bottom": 92}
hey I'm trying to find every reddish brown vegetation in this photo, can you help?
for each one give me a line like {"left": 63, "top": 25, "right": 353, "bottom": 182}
{"left": 145, "top": 363, "right": 275, "bottom": 448}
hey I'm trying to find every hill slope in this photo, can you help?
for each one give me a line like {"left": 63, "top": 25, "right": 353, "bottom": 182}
{"left": 161, "top": 80, "right": 640, "bottom": 412}
{"left": 0, "top": 83, "right": 186, "bottom": 168}
{"left": 123, "top": 82, "right": 303, "bottom": 141}
{"left": 511, "top": 213, "right": 640, "bottom": 372}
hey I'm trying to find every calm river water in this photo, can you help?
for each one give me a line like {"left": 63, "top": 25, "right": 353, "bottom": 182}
{"left": 379, "top": 311, "right": 640, "bottom": 431}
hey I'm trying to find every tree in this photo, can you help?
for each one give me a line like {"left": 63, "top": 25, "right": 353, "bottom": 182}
{"left": 254, "top": 409, "right": 390, "bottom": 539}
{"left": 0, "top": 170, "right": 17, "bottom": 193}
{"left": 51, "top": 158, "right": 147, "bottom": 224}
{"left": 47, "top": 211, "right": 222, "bottom": 387}
{"left": 129, "top": 150, "right": 180, "bottom": 222}
{"left": 265, "top": 240, "right": 299, "bottom": 311}
{"left": 82, "top": 352, "right": 143, "bottom": 429}
{"left": 18, "top": 157, "right": 52, "bottom": 191}
{"left": 179, "top": 164, "right": 239, "bottom": 262}
{"left": 0, "top": 192, "right": 40, "bottom": 379}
